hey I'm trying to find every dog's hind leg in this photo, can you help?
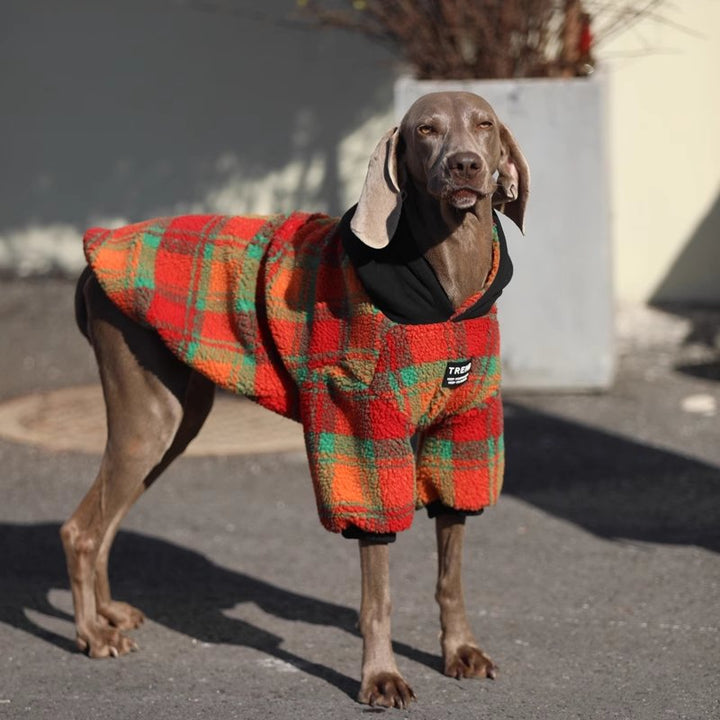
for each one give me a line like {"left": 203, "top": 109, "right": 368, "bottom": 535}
{"left": 60, "top": 276, "right": 215, "bottom": 657}
{"left": 92, "top": 369, "right": 215, "bottom": 633}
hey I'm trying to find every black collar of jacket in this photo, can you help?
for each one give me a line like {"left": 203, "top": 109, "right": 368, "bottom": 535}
{"left": 339, "top": 205, "right": 513, "bottom": 325}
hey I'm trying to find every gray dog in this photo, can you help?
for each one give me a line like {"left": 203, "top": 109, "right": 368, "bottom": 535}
{"left": 62, "top": 91, "right": 529, "bottom": 708}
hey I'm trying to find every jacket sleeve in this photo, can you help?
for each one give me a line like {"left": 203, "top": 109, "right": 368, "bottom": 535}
{"left": 415, "top": 390, "right": 504, "bottom": 512}
{"left": 299, "top": 375, "right": 418, "bottom": 535}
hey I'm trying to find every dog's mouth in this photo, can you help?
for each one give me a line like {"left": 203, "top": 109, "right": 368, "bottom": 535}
{"left": 447, "top": 188, "right": 480, "bottom": 209}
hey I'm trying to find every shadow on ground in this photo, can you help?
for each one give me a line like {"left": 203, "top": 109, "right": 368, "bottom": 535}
{"left": 503, "top": 403, "right": 720, "bottom": 552}
{"left": 0, "top": 521, "right": 365, "bottom": 698}
{"left": 0, "top": 524, "right": 439, "bottom": 700}
{"left": 650, "top": 304, "right": 720, "bottom": 383}
{"left": 1, "top": 405, "right": 719, "bottom": 696}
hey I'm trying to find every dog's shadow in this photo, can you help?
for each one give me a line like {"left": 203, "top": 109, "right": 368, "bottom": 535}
{"left": 0, "top": 522, "right": 440, "bottom": 699}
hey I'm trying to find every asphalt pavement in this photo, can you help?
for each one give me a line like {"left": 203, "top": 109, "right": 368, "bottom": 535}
{"left": 1, "top": 278, "right": 718, "bottom": 719}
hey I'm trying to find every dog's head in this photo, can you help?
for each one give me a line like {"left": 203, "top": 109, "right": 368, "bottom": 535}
{"left": 351, "top": 91, "right": 530, "bottom": 249}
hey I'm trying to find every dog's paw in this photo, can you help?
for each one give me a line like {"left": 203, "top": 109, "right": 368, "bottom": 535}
{"left": 444, "top": 644, "right": 497, "bottom": 680}
{"left": 358, "top": 671, "right": 416, "bottom": 709}
{"left": 98, "top": 600, "right": 145, "bottom": 631}
{"left": 76, "top": 623, "right": 139, "bottom": 659}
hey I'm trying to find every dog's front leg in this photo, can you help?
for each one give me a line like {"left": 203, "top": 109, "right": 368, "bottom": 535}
{"left": 435, "top": 514, "right": 497, "bottom": 679}
{"left": 357, "top": 540, "right": 415, "bottom": 708}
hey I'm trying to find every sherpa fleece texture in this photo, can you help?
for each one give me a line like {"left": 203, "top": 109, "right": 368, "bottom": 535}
{"left": 83, "top": 212, "right": 504, "bottom": 535}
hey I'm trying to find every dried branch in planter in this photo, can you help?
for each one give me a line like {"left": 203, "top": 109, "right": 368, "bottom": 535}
{"left": 296, "top": 0, "right": 670, "bottom": 79}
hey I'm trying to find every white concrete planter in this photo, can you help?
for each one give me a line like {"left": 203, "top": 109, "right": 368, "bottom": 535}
{"left": 396, "top": 76, "right": 614, "bottom": 391}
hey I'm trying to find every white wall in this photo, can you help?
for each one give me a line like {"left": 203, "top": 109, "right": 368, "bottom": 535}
{"left": 600, "top": 1, "right": 720, "bottom": 305}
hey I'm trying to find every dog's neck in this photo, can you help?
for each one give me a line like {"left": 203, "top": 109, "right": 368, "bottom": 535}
{"left": 403, "top": 188, "right": 495, "bottom": 309}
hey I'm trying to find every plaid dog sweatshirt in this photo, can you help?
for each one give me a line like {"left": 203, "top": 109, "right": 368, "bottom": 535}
{"left": 83, "top": 208, "right": 511, "bottom": 536}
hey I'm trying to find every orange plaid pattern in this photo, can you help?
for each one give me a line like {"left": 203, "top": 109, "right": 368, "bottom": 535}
{"left": 84, "top": 212, "right": 504, "bottom": 534}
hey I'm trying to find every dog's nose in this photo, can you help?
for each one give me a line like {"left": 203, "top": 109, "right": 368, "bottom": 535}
{"left": 447, "top": 152, "right": 483, "bottom": 181}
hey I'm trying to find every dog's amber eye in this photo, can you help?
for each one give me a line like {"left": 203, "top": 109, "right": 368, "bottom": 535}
{"left": 476, "top": 120, "right": 494, "bottom": 130}
{"left": 417, "top": 124, "right": 435, "bottom": 136}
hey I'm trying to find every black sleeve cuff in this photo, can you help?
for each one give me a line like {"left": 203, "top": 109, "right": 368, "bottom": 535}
{"left": 341, "top": 525, "right": 397, "bottom": 543}
{"left": 425, "top": 501, "right": 485, "bottom": 519}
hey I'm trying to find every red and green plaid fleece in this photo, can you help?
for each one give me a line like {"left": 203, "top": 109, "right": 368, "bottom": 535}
{"left": 83, "top": 212, "right": 504, "bottom": 535}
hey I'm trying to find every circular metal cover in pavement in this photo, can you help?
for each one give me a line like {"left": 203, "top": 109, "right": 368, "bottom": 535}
{"left": 0, "top": 385, "right": 305, "bottom": 456}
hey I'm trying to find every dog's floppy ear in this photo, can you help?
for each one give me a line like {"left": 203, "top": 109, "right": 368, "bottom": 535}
{"left": 351, "top": 127, "right": 402, "bottom": 249}
{"left": 493, "top": 124, "right": 530, "bottom": 234}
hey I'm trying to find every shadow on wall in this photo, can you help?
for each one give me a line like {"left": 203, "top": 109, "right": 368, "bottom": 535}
{"left": 651, "top": 189, "right": 720, "bottom": 307}
{"left": 650, "top": 190, "right": 720, "bottom": 382}
{"left": 0, "top": 0, "right": 396, "bottom": 273}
